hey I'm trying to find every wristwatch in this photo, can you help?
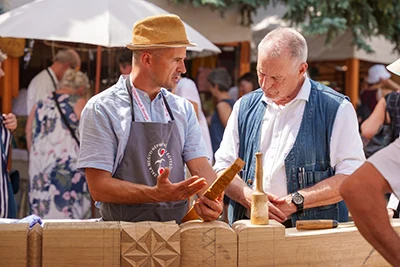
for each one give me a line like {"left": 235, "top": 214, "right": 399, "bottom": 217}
{"left": 291, "top": 191, "right": 304, "bottom": 212}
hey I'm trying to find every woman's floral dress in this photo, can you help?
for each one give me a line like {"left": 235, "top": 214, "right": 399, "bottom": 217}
{"left": 29, "top": 93, "right": 91, "bottom": 219}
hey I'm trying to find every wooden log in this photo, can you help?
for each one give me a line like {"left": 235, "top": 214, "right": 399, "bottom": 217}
{"left": 0, "top": 223, "right": 29, "bottom": 267}
{"left": 181, "top": 158, "right": 245, "bottom": 222}
{"left": 180, "top": 221, "right": 237, "bottom": 267}
{"left": 42, "top": 221, "right": 120, "bottom": 267}
{"left": 233, "top": 219, "right": 400, "bottom": 266}
{"left": 28, "top": 223, "right": 43, "bottom": 267}
{"left": 233, "top": 219, "right": 285, "bottom": 267}
{"left": 120, "top": 221, "right": 180, "bottom": 267}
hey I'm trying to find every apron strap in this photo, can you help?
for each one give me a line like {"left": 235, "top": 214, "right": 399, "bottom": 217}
{"left": 125, "top": 77, "right": 135, "bottom": 121}
{"left": 125, "top": 77, "right": 175, "bottom": 122}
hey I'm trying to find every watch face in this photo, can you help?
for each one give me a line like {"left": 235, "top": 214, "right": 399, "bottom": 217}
{"left": 292, "top": 193, "right": 304, "bottom": 204}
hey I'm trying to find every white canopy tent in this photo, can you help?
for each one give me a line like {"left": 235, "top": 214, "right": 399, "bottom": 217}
{"left": 0, "top": 0, "right": 221, "bottom": 93}
{"left": 0, "top": 0, "right": 220, "bottom": 53}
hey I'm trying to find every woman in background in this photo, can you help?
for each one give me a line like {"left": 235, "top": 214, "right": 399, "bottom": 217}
{"left": 207, "top": 68, "right": 235, "bottom": 156}
{"left": 26, "top": 69, "right": 91, "bottom": 219}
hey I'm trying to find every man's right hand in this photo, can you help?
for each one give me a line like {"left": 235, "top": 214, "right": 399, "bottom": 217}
{"left": 154, "top": 168, "right": 207, "bottom": 202}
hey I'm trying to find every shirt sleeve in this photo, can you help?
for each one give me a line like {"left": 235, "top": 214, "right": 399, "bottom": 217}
{"left": 213, "top": 99, "right": 241, "bottom": 172}
{"left": 387, "top": 194, "right": 400, "bottom": 210}
{"left": 77, "top": 100, "right": 118, "bottom": 174}
{"left": 182, "top": 100, "right": 208, "bottom": 162}
{"left": 330, "top": 100, "right": 366, "bottom": 174}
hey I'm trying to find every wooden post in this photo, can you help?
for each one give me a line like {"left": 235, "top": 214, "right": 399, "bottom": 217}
{"left": 11, "top": 57, "right": 20, "bottom": 98}
{"left": 239, "top": 41, "right": 251, "bottom": 77}
{"left": 345, "top": 58, "right": 360, "bottom": 108}
{"left": 95, "top": 46, "right": 102, "bottom": 95}
{"left": 2, "top": 58, "right": 13, "bottom": 113}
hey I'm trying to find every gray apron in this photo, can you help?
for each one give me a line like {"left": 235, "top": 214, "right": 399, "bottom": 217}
{"left": 100, "top": 78, "right": 187, "bottom": 222}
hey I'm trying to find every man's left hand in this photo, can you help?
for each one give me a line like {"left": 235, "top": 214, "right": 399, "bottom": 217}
{"left": 274, "top": 195, "right": 297, "bottom": 218}
{"left": 193, "top": 193, "right": 223, "bottom": 222}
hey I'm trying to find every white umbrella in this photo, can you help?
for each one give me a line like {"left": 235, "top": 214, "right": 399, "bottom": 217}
{"left": 0, "top": 0, "right": 221, "bottom": 92}
{"left": 0, "top": 0, "right": 220, "bottom": 53}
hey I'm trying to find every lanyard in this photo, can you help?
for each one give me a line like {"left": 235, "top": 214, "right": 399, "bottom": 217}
{"left": 128, "top": 77, "right": 173, "bottom": 122}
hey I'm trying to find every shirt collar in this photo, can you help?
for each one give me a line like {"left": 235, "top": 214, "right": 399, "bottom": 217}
{"left": 261, "top": 74, "right": 311, "bottom": 108}
{"left": 125, "top": 74, "right": 166, "bottom": 100}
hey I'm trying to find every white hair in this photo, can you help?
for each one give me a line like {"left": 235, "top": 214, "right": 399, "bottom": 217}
{"left": 258, "top": 28, "right": 308, "bottom": 63}
{"left": 60, "top": 69, "right": 89, "bottom": 92}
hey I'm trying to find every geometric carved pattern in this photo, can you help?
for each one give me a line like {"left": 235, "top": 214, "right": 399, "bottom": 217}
{"left": 180, "top": 221, "right": 237, "bottom": 267}
{"left": 202, "top": 228, "right": 216, "bottom": 267}
{"left": 121, "top": 221, "right": 180, "bottom": 267}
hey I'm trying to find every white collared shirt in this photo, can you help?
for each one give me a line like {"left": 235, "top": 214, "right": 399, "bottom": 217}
{"left": 27, "top": 67, "right": 59, "bottom": 114}
{"left": 214, "top": 76, "right": 366, "bottom": 197}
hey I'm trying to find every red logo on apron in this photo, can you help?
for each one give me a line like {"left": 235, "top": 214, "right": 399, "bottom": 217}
{"left": 147, "top": 143, "right": 173, "bottom": 177}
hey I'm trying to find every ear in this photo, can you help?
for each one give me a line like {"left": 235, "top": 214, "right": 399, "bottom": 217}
{"left": 141, "top": 52, "right": 154, "bottom": 68}
{"left": 298, "top": 62, "right": 308, "bottom": 76}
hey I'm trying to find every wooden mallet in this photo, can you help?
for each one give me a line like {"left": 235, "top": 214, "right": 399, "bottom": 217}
{"left": 181, "top": 158, "right": 245, "bottom": 223}
{"left": 250, "top": 152, "right": 269, "bottom": 225}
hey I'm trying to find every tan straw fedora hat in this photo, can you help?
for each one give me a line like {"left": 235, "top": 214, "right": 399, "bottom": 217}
{"left": 126, "top": 14, "right": 197, "bottom": 50}
{"left": 387, "top": 58, "right": 400, "bottom": 77}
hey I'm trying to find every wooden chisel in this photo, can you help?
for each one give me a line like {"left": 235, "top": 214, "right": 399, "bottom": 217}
{"left": 250, "top": 152, "right": 269, "bottom": 225}
{"left": 181, "top": 157, "right": 245, "bottom": 223}
{"left": 296, "top": 220, "right": 339, "bottom": 230}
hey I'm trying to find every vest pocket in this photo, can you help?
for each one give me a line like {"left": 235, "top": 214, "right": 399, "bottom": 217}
{"left": 302, "top": 167, "right": 333, "bottom": 187}
{"left": 299, "top": 203, "right": 338, "bottom": 220}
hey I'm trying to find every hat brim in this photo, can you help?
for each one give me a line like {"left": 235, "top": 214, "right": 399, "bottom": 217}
{"left": 387, "top": 58, "right": 400, "bottom": 77}
{"left": 126, "top": 42, "right": 197, "bottom": 50}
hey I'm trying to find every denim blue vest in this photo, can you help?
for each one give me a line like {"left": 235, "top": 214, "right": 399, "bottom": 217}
{"left": 228, "top": 80, "right": 349, "bottom": 225}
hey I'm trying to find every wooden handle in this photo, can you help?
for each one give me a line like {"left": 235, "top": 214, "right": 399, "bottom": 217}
{"left": 255, "top": 152, "right": 263, "bottom": 193}
{"left": 181, "top": 158, "right": 245, "bottom": 223}
{"left": 296, "top": 220, "right": 339, "bottom": 230}
{"left": 251, "top": 152, "right": 269, "bottom": 225}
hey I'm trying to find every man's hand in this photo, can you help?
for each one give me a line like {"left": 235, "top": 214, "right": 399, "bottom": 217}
{"left": 274, "top": 195, "right": 297, "bottom": 219}
{"left": 267, "top": 193, "right": 288, "bottom": 223}
{"left": 193, "top": 193, "right": 223, "bottom": 222}
{"left": 154, "top": 168, "right": 207, "bottom": 202}
{"left": 3, "top": 113, "right": 17, "bottom": 131}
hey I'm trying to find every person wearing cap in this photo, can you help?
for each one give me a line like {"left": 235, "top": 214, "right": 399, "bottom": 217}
{"left": 359, "top": 64, "right": 400, "bottom": 122}
{"left": 26, "top": 49, "right": 81, "bottom": 114}
{"left": 340, "top": 58, "right": 400, "bottom": 266}
{"left": 77, "top": 14, "right": 223, "bottom": 223}
{"left": 214, "top": 27, "right": 365, "bottom": 226}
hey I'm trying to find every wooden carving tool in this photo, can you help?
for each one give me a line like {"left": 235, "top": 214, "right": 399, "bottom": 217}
{"left": 250, "top": 152, "right": 269, "bottom": 225}
{"left": 296, "top": 220, "right": 339, "bottom": 230}
{"left": 181, "top": 158, "right": 245, "bottom": 223}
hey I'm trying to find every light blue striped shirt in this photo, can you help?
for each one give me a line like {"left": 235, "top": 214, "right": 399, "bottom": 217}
{"left": 77, "top": 76, "right": 207, "bottom": 175}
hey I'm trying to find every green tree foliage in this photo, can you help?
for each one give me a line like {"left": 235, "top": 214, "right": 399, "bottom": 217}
{"left": 173, "top": 0, "right": 400, "bottom": 53}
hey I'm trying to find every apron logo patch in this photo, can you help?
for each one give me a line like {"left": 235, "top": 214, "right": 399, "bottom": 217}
{"left": 147, "top": 143, "right": 173, "bottom": 177}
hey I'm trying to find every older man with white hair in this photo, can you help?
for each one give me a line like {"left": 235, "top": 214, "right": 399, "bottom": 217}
{"left": 214, "top": 27, "right": 365, "bottom": 226}
{"left": 26, "top": 49, "right": 81, "bottom": 114}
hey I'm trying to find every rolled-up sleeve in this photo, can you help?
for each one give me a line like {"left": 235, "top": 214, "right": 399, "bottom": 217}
{"left": 213, "top": 99, "right": 241, "bottom": 172}
{"left": 77, "top": 100, "right": 118, "bottom": 174}
{"left": 182, "top": 101, "right": 207, "bottom": 162}
{"left": 330, "top": 100, "right": 366, "bottom": 174}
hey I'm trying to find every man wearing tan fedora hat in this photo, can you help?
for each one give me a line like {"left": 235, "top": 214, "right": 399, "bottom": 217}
{"left": 77, "top": 14, "right": 223, "bottom": 223}
{"left": 340, "top": 59, "right": 400, "bottom": 265}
